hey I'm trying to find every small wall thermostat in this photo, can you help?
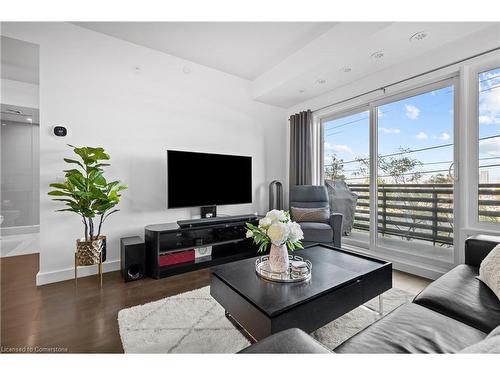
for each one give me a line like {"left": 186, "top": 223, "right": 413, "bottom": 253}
{"left": 53, "top": 126, "right": 67, "bottom": 137}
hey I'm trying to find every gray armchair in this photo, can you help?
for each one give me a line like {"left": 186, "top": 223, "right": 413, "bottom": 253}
{"left": 289, "top": 185, "right": 343, "bottom": 248}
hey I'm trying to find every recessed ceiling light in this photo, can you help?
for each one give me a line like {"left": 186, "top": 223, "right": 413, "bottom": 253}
{"left": 410, "top": 31, "right": 428, "bottom": 42}
{"left": 27, "top": 118, "right": 32, "bottom": 122}
{"left": 371, "top": 51, "right": 384, "bottom": 59}
{"left": 316, "top": 79, "right": 327, "bottom": 84}
{"left": 341, "top": 67, "right": 352, "bottom": 73}
{"left": 183, "top": 65, "right": 192, "bottom": 74}
{"left": 298, "top": 89, "right": 305, "bottom": 93}
{"left": 1, "top": 123, "right": 6, "bottom": 126}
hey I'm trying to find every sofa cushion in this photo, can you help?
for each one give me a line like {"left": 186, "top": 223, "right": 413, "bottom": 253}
{"left": 459, "top": 325, "right": 500, "bottom": 353}
{"left": 238, "top": 328, "right": 331, "bottom": 354}
{"left": 299, "top": 222, "right": 333, "bottom": 243}
{"left": 413, "top": 265, "right": 500, "bottom": 333}
{"left": 291, "top": 206, "right": 330, "bottom": 223}
{"left": 334, "top": 303, "right": 486, "bottom": 353}
{"left": 479, "top": 244, "right": 500, "bottom": 301}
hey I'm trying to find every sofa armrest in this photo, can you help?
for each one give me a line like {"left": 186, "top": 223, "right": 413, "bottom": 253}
{"left": 465, "top": 235, "right": 500, "bottom": 267}
{"left": 238, "top": 328, "right": 331, "bottom": 354}
{"left": 330, "top": 213, "right": 343, "bottom": 248}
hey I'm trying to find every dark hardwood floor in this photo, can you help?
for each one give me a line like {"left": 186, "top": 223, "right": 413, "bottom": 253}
{"left": 1, "top": 253, "right": 430, "bottom": 354}
{"left": 1, "top": 253, "right": 211, "bottom": 353}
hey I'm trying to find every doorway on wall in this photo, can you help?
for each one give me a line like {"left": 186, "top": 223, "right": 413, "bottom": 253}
{"left": 0, "top": 36, "right": 40, "bottom": 257}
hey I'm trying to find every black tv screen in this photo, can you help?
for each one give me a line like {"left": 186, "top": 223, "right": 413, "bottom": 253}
{"left": 167, "top": 150, "right": 252, "bottom": 208}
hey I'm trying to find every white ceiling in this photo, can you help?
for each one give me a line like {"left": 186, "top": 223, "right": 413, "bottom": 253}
{"left": 74, "top": 22, "right": 335, "bottom": 80}
{"left": 252, "top": 22, "right": 500, "bottom": 107}
{"left": 1, "top": 36, "right": 39, "bottom": 84}
{"left": 73, "top": 22, "right": 500, "bottom": 108}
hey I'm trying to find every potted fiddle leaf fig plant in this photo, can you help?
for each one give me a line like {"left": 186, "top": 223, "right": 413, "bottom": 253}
{"left": 48, "top": 145, "right": 127, "bottom": 267}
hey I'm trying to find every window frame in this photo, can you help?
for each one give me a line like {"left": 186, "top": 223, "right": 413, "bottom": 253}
{"left": 466, "top": 58, "right": 500, "bottom": 231}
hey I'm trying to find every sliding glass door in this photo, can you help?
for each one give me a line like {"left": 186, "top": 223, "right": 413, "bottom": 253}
{"left": 374, "top": 81, "right": 456, "bottom": 263}
{"left": 321, "top": 78, "right": 458, "bottom": 264}
{"left": 322, "top": 108, "right": 370, "bottom": 246}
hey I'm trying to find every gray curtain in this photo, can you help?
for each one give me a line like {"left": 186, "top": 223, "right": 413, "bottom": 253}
{"left": 289, "top": 110, "right": 315, "bottom": 186}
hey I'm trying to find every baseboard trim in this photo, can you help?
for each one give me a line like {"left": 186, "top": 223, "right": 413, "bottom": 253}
{"left": 36, "top": 260, "right": 121, "bottom": 286}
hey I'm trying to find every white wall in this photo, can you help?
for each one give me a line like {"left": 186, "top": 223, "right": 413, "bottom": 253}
{"left": 0, "top": 22, "right": 286, "bottom": 285}
{"left": 1, "top": 78, "right": 39, "bottom": 108}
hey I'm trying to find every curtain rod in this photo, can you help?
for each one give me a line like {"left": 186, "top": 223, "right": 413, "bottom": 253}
{"left": 311, "top": 46, "right": 500, "bottom": 114}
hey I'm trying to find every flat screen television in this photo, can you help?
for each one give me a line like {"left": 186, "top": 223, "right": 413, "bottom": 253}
{"left": 167, "top": 150, "right": 252, "bottom": 208}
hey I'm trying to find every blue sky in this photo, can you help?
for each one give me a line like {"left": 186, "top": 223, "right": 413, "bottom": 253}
{"left": 478, "top": 67, "right": 500, "bottom": 183}
{"left": 324, "top": 68, "right": 500, "bottom": 183}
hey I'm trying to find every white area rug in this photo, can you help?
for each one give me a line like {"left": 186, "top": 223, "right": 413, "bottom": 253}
{"left": 311, "top": 287, "right": 413, "bottom": 348}
{"left": 118, "top": 286, "right": 413, "bottom": 353}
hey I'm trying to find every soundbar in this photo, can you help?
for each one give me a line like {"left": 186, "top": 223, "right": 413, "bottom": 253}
{"left": 177, "top": 214, "right": 258, "bottom": 228}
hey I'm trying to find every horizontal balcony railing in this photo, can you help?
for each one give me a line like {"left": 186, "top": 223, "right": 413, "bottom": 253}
{"left": 345, "top": 183, "right": 500, "bottom": 246}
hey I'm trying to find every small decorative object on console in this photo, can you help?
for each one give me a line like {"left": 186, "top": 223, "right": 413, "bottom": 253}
{"left": 246, "top": 209, "right": 304, "bottom": 273}
{"left": 194, "top": 246, "right": 212, "bottom": 258}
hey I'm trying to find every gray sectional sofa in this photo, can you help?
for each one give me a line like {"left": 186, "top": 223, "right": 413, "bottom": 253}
{"left": 240, "top": 234, "right": 500, "bottom": 354}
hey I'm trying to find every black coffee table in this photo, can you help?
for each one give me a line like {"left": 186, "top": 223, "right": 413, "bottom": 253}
{"left": 210, "top": 244, "right": 392, "bottom": 341}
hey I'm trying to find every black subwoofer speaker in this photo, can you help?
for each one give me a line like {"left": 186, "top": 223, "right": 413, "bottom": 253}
{"left": 120, "top": 236, "right": 146, "bottom": 282}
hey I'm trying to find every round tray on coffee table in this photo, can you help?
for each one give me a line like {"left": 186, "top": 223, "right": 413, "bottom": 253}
{"left": 255, "top": 254, "right": 312, "bottom": 283}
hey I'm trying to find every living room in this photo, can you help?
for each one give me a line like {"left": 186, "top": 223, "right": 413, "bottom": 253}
{"left": 1, "top": 0, "right": 499, "bottom": 372}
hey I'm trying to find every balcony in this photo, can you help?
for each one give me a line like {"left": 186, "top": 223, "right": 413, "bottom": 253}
{"left": 347, "top": 183, "right": 500, "bottom": 246}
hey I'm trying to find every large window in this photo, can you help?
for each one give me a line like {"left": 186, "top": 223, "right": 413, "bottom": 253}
{"left": 477, "top": 67, "right": 500, "bottom": 223}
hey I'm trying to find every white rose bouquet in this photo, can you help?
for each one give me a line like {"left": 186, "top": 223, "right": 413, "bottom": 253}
{"left": 246, "top": 209, "right": 304, "bottom": 253}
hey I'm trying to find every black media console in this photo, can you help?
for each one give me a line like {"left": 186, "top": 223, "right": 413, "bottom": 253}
{"left": 145, "top": 214, "right": 260, "bottom": 279}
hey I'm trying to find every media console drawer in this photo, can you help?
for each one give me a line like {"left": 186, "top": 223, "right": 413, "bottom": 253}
{"left": 159, "top": 250, "right": 195, "bottom": 267}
